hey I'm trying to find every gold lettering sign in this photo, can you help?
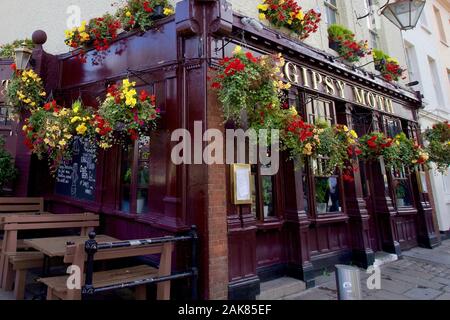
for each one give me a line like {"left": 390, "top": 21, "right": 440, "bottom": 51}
{"left": 284, "top": 61, "right": 395, "bottom": 114}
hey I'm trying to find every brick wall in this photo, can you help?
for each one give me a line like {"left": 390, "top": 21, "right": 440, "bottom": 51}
{"left": 205, "top": 76, "right": 229, "bottom": 300}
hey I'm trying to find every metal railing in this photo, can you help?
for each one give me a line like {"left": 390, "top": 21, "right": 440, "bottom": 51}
{"left": 81, "top": 225, "right": 199, "bottom": 300}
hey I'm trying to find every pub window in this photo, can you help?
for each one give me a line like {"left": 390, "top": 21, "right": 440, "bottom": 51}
{"left": 324, "top": 0, "right": 338, "bottom": 25}
{"left": 0, "top": 105, "right": 12, "bottom": 126}
{"left": 392, "top": 166, "right": 414, "bottom": 208}
{"left": 306, "top": 96, "right": 343, "bottom": 215}
{"left": 383, "top": 117, "right": 402, "bottom": 138}
{"left": 250, "top": 155, "right": 277, "bottom": 221}
{"left": 120, "top": 136, "right": 151, "bottom": 214}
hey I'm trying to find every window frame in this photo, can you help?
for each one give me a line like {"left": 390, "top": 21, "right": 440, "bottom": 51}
{"left": 324, "top": 0, "right": 339, "bottom": 25}
{"left": 304, "top": 95, "right": 346, "bottom": 218}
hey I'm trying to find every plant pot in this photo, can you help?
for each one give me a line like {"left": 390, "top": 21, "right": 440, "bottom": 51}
{"left": 374, "top": 63, "right": 382, "bottom": 72}
{"left": 329, "top": 40, "right": 340, "bottom": 52}
{"left": 264, "top": 205, "right": 269, "bottom": 218}
{"left": 137, "top": 198, "right": 145, "bottom": 214}
{"left": 317, "top": 202, "right": 327, "bottom": 213}
{"left": 151, "top": 5, "right": 165, "bottom": 20}
{"left": 396, "top": 198, "right": 405, "bottom": 208}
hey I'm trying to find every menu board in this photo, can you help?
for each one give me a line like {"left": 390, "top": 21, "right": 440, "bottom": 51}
{"left": 55, "top": 136, "right": 97, "bottom": 201}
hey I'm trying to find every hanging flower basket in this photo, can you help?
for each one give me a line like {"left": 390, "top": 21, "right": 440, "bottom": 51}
{"left": 327, "top": 24, "right": 371, "bottom": 63}
{"left": 423, "top": 121, "right": 450, "bottom": 173}
{"left": 6, "top": 64, "right": 46, "bottom": 115}
{"left": 373, "top": 49, "right": 406, "bottom": 82}
{"left": 210, "top": 46, "right": 290, "bottom": 135}
{"left": 97, "top": 79, "right": 160, "bottom": 149}
{"left": 258, "top": 0, "right": 321, "bottom": 40}
{"left": 116, "top": 0, "right": 175, "bottom": 32}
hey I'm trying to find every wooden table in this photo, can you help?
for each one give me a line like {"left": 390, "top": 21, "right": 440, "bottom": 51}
{"left": 24, "top": 235, "right": 118, "bottom": 258}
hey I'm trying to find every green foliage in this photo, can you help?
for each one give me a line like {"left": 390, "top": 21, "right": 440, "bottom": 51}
{"left": 117, "top": 0, "right": 174, "bottom": 31}
{"left": 424, "top": 122, "right": 450, "bottom": 174}
{"left": 327, "top": 24, "right": 354, "bottom": 40}
{"left": 6, "top": 67, "right": 46, "bottom": 113}
{"left": 315, "top": 177, "right": 329, "bottom": 203}
{"left": 211, "top": 47, "right": 290, "bottom": 138}
{"left": 0, "top": 39, "right": 34, "bottom": 59}
{"left": 0, "top": 137, "right": 17, "bottom": 192}
{"left": 327, "top": 24, "right": 371, "bottom": 63}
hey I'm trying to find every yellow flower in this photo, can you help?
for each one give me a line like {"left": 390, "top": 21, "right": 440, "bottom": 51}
{"left": 71, "top": 116, "right": 81, "bottom": 123}
{"left": 387, "top": 57, "right": 399, "bottom": 64}
{"left": 259, "top": 13, "right": 266, "bottom": 20}
{"left": 39, "top": 91, "right": 46, "bottom": 97}
{"left": 65, "top": 30, "right": 74, "bottom": 38}
{"left": 76, "top": 123, "right": 88, "bottom": 135}
{"left": 257, "top": 4, "right": 269, "bottom": 11}
{"left": 59, "top": 140, "right": 67, "bottom": 146}
{"left": 78, "top": 21, "right": 87, "bottom": 33}
{"left": 279, "top": 0, "right": 285, "bottom": 4}
{"left": 163, "top": 7, "right": 174, "bottom": 16}
{"left": 64, "top": 134, "right": 73, "bottom": 140}
{"left": 349, "top": 130, "right": 358, "bottom": 139}
{"left": 126, "top": 11, "right": 132, "bottom": 17}
{"left": 343, "top": 125, "right": 349, "bottom": 132}
{"left": 22, "top": 125, "right": 28, "bottom": 131}
{"left": 79, "top": 32, "right": 90, "bottom": 42}
{"left": 72, "top": 104, "right": 80, "bottom": 114}
{"left": 287, "top": 19, "right": 293, "bottom": 25}
{"left": 289, "top": 106, "right": 298, "bottom": 116}
{"left": 44, "top": 138, "right": 50, "bottom": 144}
{"left": 30, "top": 102, "right": 36, "bottom": 107}
{"left": 296, "top": 10, "right": 305, "bottom": 21}
{"left": 100, "top": 142, "right": 111, "bottom": 149}
{"left": 232, "top": 45, "right": 242, "bottom": 54}
{"left": 95, "top": 128, "right": 101, "bottom": 133}
{"left": 303, "top": 143, "right": 313, "bottom": 156}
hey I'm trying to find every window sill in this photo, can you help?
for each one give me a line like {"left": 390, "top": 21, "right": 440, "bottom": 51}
{"left": 309, "top": 213, "right": 349, "bottom": 225}
{"left": 421, "top": 24, "right": 432, "bottom": 34}
{"left": 256, "top": 218, "right": 284, "bottom": 230}
{"left": 397, "top": 207, "right": 418, "bottom": 215}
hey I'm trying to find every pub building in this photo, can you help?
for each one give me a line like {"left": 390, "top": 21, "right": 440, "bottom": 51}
{"left": 0, "top": 0, "right": 441, "bottom": 300}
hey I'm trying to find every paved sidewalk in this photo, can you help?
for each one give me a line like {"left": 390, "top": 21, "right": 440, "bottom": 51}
{"left": 286, "top": 239, "right": 450, "bottom": 300}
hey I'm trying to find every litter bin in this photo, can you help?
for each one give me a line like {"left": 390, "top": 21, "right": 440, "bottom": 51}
{"left": 335, "top": 265, "right": 362, "bottom": 300}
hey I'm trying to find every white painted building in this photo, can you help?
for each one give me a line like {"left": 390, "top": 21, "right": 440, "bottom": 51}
{"left": 402, "top": 0, "right": 450, "bottom": 237}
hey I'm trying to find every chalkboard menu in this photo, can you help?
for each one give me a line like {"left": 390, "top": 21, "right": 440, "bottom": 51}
{"left": 55, "top": 136, "right": 97, "bottom": 201}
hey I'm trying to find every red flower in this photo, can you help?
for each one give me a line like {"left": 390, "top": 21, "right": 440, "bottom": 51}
{"left": 143, "top": 1, "right": 154, "bottom": 13}
{"left": 128, "top": 129, "right": 139, "bottom": 141}
{"left": 24, "top": 138, "right": 33, "bottom": 150}
{"left": 211, "top": 82, "right": 221, "bottom": 89}
{"left": 245, "top": 52, "right": 258, "bottom": 63}
{"left": 139, "top": 89, "right": 149, "bottom": 102}
{"left": 10, "top": 63, "right": 16, "bottom": 71}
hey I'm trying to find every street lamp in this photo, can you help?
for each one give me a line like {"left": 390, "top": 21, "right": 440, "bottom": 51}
{"left": 13, "top": 46, "right": 33, "bottom": 71}
{"left": 380, "top": 0, "right": 426, "bottom": 31}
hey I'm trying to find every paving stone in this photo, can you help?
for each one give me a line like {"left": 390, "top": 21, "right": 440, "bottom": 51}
{"left": 436, "top": 293, "right": 450, "bottom": 300}
{"left": 375, "top": 278, "right": 416, "bottom": 294}
{"left": 381, "top": 268, "right": 445, "bottom": 290}
{"left": 371, "top": 290, "right": 409, "bottom": 300}
{"left": 431, "top": 277, "right": 450, "bottom": 286}
{"left": 404, "top": 288, "right": 442, "bottom": 300}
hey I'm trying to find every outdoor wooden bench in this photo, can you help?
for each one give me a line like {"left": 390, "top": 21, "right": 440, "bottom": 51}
{"left": 0, "top": 197, "right": 44, "bottom": 215}
{"left": 0, "top": 213, "right": 99, "bottom": 299}
{"left": 0, "top": 197, "right": 46, "bottom": 252}
{"left": 39, "top": 235, "right": 174, "bottom": 300}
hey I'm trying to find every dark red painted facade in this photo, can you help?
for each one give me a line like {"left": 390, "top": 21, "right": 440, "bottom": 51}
{"left": 0, "top": 0, "right": 440, "bottom": 300}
